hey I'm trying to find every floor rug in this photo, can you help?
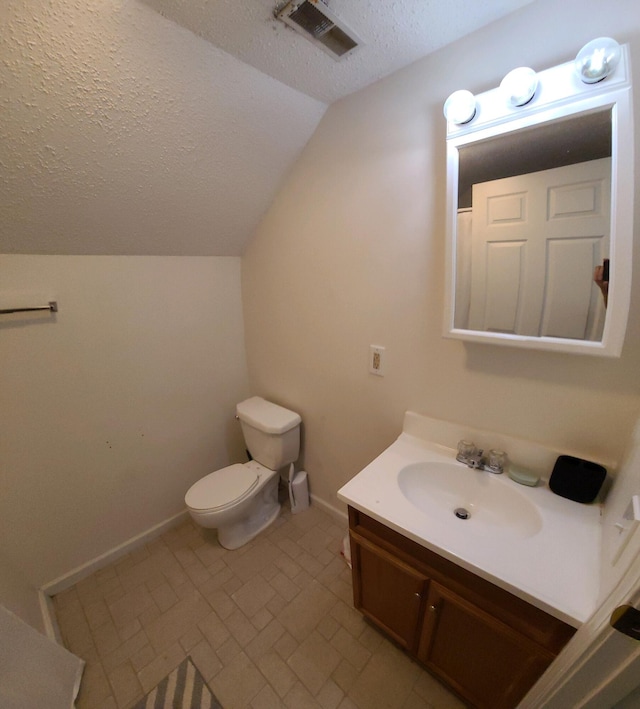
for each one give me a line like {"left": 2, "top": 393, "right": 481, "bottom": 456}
{"left": 131, "top": 657, "right": 223, "bottom": 709}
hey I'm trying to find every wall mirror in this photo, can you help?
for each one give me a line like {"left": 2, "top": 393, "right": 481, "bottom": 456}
{"left": 443, "top": 42, "right": 634, "bottom": 357}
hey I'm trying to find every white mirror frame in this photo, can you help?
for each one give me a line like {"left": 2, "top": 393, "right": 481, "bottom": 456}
{"left": 443, "top": 45, "right": 634, "bottom": 357}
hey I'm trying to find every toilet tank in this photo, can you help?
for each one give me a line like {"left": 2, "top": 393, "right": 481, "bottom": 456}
{"left": 236, "top": 397, "right": 301, "bottom": 470}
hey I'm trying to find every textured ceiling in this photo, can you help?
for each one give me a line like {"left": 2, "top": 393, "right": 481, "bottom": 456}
{"left": 1, "top": 0, "right": 535, "bottom": 256}
{"left": 1, "top": 0, "right": 326, "bottom": 256}
{"left": 142, "top": 0, "right": 537, "bottom": 104}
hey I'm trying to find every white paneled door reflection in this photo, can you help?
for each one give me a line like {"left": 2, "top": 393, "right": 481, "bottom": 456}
{"left": 461, "top": 158, "right": 610, "bottom": 340}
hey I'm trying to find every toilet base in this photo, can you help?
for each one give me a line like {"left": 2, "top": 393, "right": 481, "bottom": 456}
{"left": 216, "top": 474, "right": 281, "bottom": 550}
{"left": 186, "top": 463, "right": 283, "bottom": 550}
{"left": 218, "top": 502, "right": 280, "bottom": 550}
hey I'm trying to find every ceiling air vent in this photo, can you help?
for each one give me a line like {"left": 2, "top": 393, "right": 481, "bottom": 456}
{"left": 275, "top": 1, "right": 362, "bottom": 60}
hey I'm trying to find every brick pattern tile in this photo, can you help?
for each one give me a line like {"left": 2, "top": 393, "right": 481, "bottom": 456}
{"left": 54, "top": 504, "right": 466, "bottom": 709}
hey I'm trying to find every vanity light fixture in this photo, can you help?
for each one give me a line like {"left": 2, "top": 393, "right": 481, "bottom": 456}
{"left": 444, "top": 36, "right": 623, "bottom": 126}
{"left": 443, "top": 90, "right": 477, "bottom": 125}
{"left": 575, "top": 37, "right": 622, "bottom": 84}
{"left": 500, "top": 67, "right": 538, "bottom": 107}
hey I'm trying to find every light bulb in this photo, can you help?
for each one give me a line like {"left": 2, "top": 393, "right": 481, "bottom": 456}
{"left": 575, "top": 37, "right": 621, "bottom": 84}
{"left": 500, "top": 67, "right": 538, "bottom": 107}
{"left": 443, "top": 90, "right": 476, "bottom": 125}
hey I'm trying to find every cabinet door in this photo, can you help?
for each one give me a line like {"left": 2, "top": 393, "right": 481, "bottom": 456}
{"left": 350, "top": 532, "right": 428, "bottom": 653}
{"left": 418, "top": 582, "right": 554, "bottom": 709}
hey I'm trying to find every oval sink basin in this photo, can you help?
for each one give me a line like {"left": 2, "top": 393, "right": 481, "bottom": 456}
{"left": 398, "top": 462, "right": 542, "bottom": 540}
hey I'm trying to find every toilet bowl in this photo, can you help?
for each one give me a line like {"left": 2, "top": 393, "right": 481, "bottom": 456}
{"left": 185, "top": 460, "right": 280, "bottom": 550}
{"left": 185, "top": 397, "right": 301, "bottom": 549}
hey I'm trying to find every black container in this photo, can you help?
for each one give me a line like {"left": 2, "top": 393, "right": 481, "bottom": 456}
{"left": 549, "top": 455, "right": 606, "bottom": 503}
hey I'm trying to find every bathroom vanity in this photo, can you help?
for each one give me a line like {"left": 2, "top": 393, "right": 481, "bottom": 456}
{"left": 338, "top": 412, "right": 603, "bottom": 709}
{"left": 349, "top": 507, "right": 574, "bottom": 709}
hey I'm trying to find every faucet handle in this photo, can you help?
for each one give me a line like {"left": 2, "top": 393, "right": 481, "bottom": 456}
{"left": 486, "top": 449, "right": 507, "bottom": 474}
{"left": 456, "top": 440, "right": 477, "bottom": 463}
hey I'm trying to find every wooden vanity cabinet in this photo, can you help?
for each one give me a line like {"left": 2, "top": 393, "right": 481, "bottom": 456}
{"left": 351, "top": 532, "right": 429, "bottom": 653}
{"left": 418, "top": 582, "right": 554, "bottom": 708}
{"left": 348, "top": 507, "right": 576, "bottom": 709}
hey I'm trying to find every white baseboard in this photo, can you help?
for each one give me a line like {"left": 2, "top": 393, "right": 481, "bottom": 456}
{"left": 310, "top": 493, "right": 348, "bottom": 525}
{"left": 39, "top": 589, "right": 63, "bottom": 643}
{"left": 40, "top": 509, "right": 189, "bottom": 627}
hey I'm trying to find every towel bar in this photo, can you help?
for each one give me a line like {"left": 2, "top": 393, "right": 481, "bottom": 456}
{"left": 0, "top": 301, "right": 58, "bottom": 315}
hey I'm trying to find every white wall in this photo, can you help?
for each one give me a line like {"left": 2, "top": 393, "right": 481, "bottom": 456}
{"left": 600, "top": 419, "right": 640, "bottom": 602}
{"left": 242, "top": 0, "right": 640, "bottom": 510}
{"left": 0, "top": 256, "right": 249, "bottom": 591}
{"left": 0, "top": 553, "right": 43, "bottom": 633}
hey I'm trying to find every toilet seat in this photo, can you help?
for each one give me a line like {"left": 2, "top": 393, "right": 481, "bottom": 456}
{"left": 185, "top": 464, "right": 259, "bottom": 512}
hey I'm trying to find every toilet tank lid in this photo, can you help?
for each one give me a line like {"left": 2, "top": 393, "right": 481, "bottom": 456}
{"left": 236, "top": 396, "right": 301, "bottom": 435}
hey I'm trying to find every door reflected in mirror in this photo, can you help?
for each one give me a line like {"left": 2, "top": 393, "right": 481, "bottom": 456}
{"left": 454, "top": 110, "right": 612, "bottom": 342}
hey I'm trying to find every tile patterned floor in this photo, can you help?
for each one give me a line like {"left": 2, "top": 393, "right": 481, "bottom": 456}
{"left": 53, "top": 503, "right": 466, "bottom": 709}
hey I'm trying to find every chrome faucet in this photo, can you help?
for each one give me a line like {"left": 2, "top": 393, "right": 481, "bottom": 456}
{"left": 465, "top": 449, "right": 486, "bottom": 469}
{"left": 456, "top": 441, "right": 506, "bottom": 474}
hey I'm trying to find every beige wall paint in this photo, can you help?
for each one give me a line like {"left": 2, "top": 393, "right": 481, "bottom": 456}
{"left": 0, "top": 256, "right": 249, "bottom": 588}
{"left": 0, "top": 552, "right": 43, "bottom": 633}
{"left": 242, "top": 0, "right": 640, "bottom": 510}
{"left": 600, "top": 419, "right": 640, "bottom": 602}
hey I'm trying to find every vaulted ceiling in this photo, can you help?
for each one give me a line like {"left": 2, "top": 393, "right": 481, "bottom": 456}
{"left": 1, "top": 0, "right": 535, "bottom": 256}
{"left": 142, "top": 0, "right": 537, "bottom": 104}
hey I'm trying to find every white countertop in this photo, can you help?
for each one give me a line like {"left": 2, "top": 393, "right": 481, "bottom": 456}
{"left": 338, "top": 431, "right": 602, "bottom": 627}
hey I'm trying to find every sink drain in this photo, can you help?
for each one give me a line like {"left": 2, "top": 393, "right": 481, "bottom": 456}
{"left": 454, "top": 507, "right": 470, "bottom": 520}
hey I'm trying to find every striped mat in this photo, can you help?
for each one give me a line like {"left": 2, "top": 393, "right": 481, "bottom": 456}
{"left": 132, "top": 657, "right": 223, "bottom": 709}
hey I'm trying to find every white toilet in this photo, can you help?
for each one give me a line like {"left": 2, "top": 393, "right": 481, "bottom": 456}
{"left": 185, "top": 396, "right": 302, "bottom": 550}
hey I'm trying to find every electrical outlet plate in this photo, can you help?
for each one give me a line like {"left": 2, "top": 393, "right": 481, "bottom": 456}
{"left": 369, "top": 345, "right": 385, "bottom": 376}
